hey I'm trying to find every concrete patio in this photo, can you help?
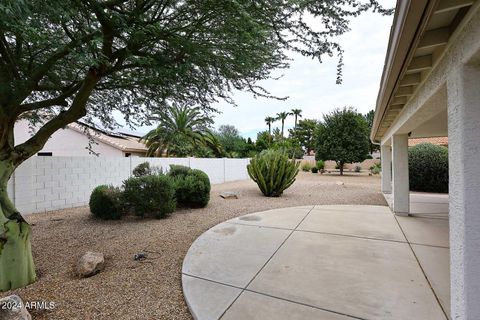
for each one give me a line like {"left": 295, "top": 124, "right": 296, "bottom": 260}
{"left": 182, "top": 204, "right": 449, "bottom": 320}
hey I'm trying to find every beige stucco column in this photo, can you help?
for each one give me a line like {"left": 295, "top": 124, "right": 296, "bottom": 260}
{"left": 381, "top": 144, "right": 392, "bottom": 194}
{"left": 392, "top": 134, "right": 409, "bottom": 215}
{"left": 447, "top": 63, "right": 480, "bottom": 320}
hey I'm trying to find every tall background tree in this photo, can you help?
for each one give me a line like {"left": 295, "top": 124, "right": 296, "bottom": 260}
{"left": 276, "top": 111, "right": 291, "bottom": 137}
{"left": 215, "top": 124, "right": 254, "bottom": 158}
{"left": 0, "top": 0, "right": 391, "bottom": 290}
{"left": 264, "top": 116, "right": 275, "bottom": 135}
{"left": 315, "top": 107, "right": 370, "bottom": 175}
{"left": 289, "top": 119, "right": 318, "bottom": 154}
{"left": 291, "top": 108, "right": 302, "bottom": 128}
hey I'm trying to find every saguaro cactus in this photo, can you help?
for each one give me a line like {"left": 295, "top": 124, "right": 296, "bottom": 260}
{"left": 247, "top": 149, "right": 300, "bottom": 197}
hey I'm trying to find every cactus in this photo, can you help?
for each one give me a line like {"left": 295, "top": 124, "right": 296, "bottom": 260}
{"left": 247, "top": 149, "right": 300, "bottom": 197}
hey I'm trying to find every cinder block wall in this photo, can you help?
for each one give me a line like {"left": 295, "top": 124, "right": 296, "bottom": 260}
{"left": 8, "top": 157, "right": 250, "bottom": 215}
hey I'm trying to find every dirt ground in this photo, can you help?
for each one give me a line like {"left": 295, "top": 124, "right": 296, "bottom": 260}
{"left": 4, "top": 172, "right": 386, "bottom": 320}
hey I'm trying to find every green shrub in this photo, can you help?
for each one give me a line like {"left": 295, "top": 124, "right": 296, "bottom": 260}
{"left": 247, "top": 149, "right": 300, "bottom": 197}
{"left": 354, "top": 165, "right": 362, "bottom": 173}
{"left": 122, "top": 175, "right": 176, "bottom": 218}
{"left": 370, "top": 162, "right": 381, "bottom": 175}
{"left": 409, "top": 143, "right": 448, "bottom": 193}
{"left": 168, "top": 164, "right": 191, "bottom": 178}
{"left": 173, "top": 169, "right": 211, "bottom": 208}
{"left": 301, "top": 162, "right": 312, "bottom": 172}
{"left": 132, "top": 162, "right": 152, "bottom": 177}
{"left": 89, "top": 185, "right": 123, "bottom": 220}
{"left": 311, "top": 167, "right": 318, "bottom": 173}
{"left": 316, "top": 160, "right": 325, "bottom": 170}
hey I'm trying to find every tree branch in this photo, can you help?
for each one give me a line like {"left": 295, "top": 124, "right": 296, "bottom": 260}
{"left": 14, "top": 68, "right": 101, "bottom": 162}
{"left": 19, "top": 82, "right": 82, "bottom": 112}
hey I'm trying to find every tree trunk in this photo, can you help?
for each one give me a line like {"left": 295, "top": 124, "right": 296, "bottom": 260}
{"left": 339, "top": 162, "right": 344, "bottom": 175}
{"left": 0, "top": 159, "right": 36, "bottom": 292}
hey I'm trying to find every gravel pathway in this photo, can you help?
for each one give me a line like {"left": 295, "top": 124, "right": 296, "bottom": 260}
{"left": 4, "top": 172, "right": 385, "bottom": 319}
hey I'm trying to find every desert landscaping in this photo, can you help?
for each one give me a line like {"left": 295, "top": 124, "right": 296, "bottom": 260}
{"left": 7, "top": 172, "right": 384, "bottom": 319}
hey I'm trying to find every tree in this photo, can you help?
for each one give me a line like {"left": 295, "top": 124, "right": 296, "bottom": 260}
{"left": 255, "top": 131, "right": 272, "bottom": 153}
{"left": 315, "top": 107, "right": 370, "bottom": 175}
{"left": 364, "top": 110, "right": 380, "bottom": 155}
{"left": 289, "top": 119, "right": 318, "bottom": 154}
{"left": 291, "top": 109, "right": 303, "bottom": 128}
{"left": 142, "top": 105, "right": 218, "bottom": 157}
{"left": 0, "top": 0, "right": 391, "bottom": 291}
{"left": 216, "top": 124, "right": 247, "bottom": 157}
{"left": 276, "top": 111, "right": 291, "bottom": 137}
{"left": 264, "top": 117, "right": 276, "bottom": 135}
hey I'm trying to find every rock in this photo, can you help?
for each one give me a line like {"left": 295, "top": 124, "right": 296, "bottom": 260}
{"left": 134, "top": 252, "right": 147, "bottom": 261}
{"left": 0, "top": 295, "right": 32, "bottom": 320}
{"left": 336, "top": 181, "right": 345, "bottom": 186}
{"left": 220, "top": 192, "right": 238, "bottom": 199}
{"left": 76, "top": 252, "right": 105, "bottom": 277}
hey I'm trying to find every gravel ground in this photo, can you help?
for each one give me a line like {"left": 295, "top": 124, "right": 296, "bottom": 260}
{"left": 5, "top": 172, "right": 385, "bottom": 320}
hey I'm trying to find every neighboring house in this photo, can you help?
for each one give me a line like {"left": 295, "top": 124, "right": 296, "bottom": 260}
{"left": 409, "top": 136, "right": 448, "bottom": 147}
{"left": 14, "top": 120, "right": 147, "bottom": 157}
{"left": 371, "top": 1, "right": 479, "bottom": 319}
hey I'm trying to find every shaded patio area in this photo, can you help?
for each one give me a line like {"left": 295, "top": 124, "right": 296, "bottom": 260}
{"left": 182, "top": 204, "right": 449, "bottom": 320}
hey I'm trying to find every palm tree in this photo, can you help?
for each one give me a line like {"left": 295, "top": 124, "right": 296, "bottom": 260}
{"left": 291, "top": 108, "right": 302, "bottom": 128}
{"left": 276, "top": 111, "right": 291, "bottom": 137}
{"left": 265, "top": 116, "right": 275, "bottom": 135}
{"left": 142, "top": 104, "right": 215, "bottom": 157}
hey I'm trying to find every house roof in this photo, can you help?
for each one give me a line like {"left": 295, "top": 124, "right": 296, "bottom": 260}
{"left": 409, "top": 136, "right": 448, "bottom": 146}
{"left": 371, "top": 0, "right": 475, "bottom": 143}
{"left": 68, "top": 122, "right": 147, "bottom": 153}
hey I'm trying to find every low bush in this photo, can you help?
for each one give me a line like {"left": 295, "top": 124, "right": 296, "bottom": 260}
{"left": 409, "top": 143, "right": 448, "bottom": 193}
{"left": 316, "top": 160, "right": 325, "bottom": 170}
{"left": 89, "top": 185, "right": 123, "bottom": 220}
{"left": 370, "top": 163, "right": 381, "bottom": 175}
{"left": 301, "top": 162, "right": 312, "bottom": 172}
{"left": 173, "top": 169, "right": 211, "bottom": 208}
{"left": 132, "top": 162, "right": 152, "bottom": 177}
{"left": 311, "top": 167, "right": 318, "bottom": 173}
{"left": 123, "top": 175, "right": 176, "bottom": 218}
{"left": 354, "top": 165, "right": 362, "bottom": 173}
{"left": 247, "top": 149, "right": 300, "bottom": 197}
{"left": 168, "top": 165, "right": 191, "bottom": 178}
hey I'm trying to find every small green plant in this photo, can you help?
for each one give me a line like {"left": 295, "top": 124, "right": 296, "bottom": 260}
{"left": 123, "top": 175, "right": 176, "bottom": 218}
{"left": 409, "top": 143, "right": 448, "bottom": 193}
{"left": 301, "top": 162, "right": 312, "bottom": 172}
{"left": 173, "top": 169, "right": 211, "bottom": 208}
{"left": 354, "top": 165, "right": 362, "bottom": 173}
{"left": 311, "top": 167, "right": 318, "bottom": 173}
{"left": 247, "top": 149, "right": 300, "bottom": 197}
{"left": 316, "top": 160, "right": 325, "bottom": 170}
{"left": 132, "top": 162, "right": 152, "bottom": 177}
{"left": 89, "top": 185, "right": 123, "bottom": 220}
{"left": 370, "top": 162, "right": 381, "bottom": 175}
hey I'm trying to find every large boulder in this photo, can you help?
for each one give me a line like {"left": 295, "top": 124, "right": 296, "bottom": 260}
{"left": 0, "top": 295, "right": 32, "bottom": 320}
{"left": 76, "top": 252, "right": 105, "bottom": 277}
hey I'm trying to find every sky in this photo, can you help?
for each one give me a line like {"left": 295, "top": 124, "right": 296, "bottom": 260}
{"left": 210, "top": 1, "right": 397, "bottom": 140}
{"left": 132, "top": 1, "right": 397, "bottom": 140}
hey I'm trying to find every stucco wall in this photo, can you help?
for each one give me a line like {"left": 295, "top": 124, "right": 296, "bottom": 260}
{"left": 8, "top": 156, "right": 250, "bottom": 215}
{"left": 14, "top": 120, "right": 124, "bottom": 156}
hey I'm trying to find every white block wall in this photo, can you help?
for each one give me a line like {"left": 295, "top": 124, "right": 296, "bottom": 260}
{"left": 8, "top": 157, "right": 250, "bottom": 215}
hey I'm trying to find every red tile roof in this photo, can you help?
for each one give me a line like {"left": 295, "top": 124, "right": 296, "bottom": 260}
{"left": 409, "top": 137, "right": 448, "bottom": 147}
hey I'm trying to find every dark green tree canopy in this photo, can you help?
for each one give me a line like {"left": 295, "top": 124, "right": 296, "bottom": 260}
{"left": 289, "top": 118, "right": 318, "bottom": 154}
{"left": 315, "top": 107, "right": 370, "bottom": 174}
